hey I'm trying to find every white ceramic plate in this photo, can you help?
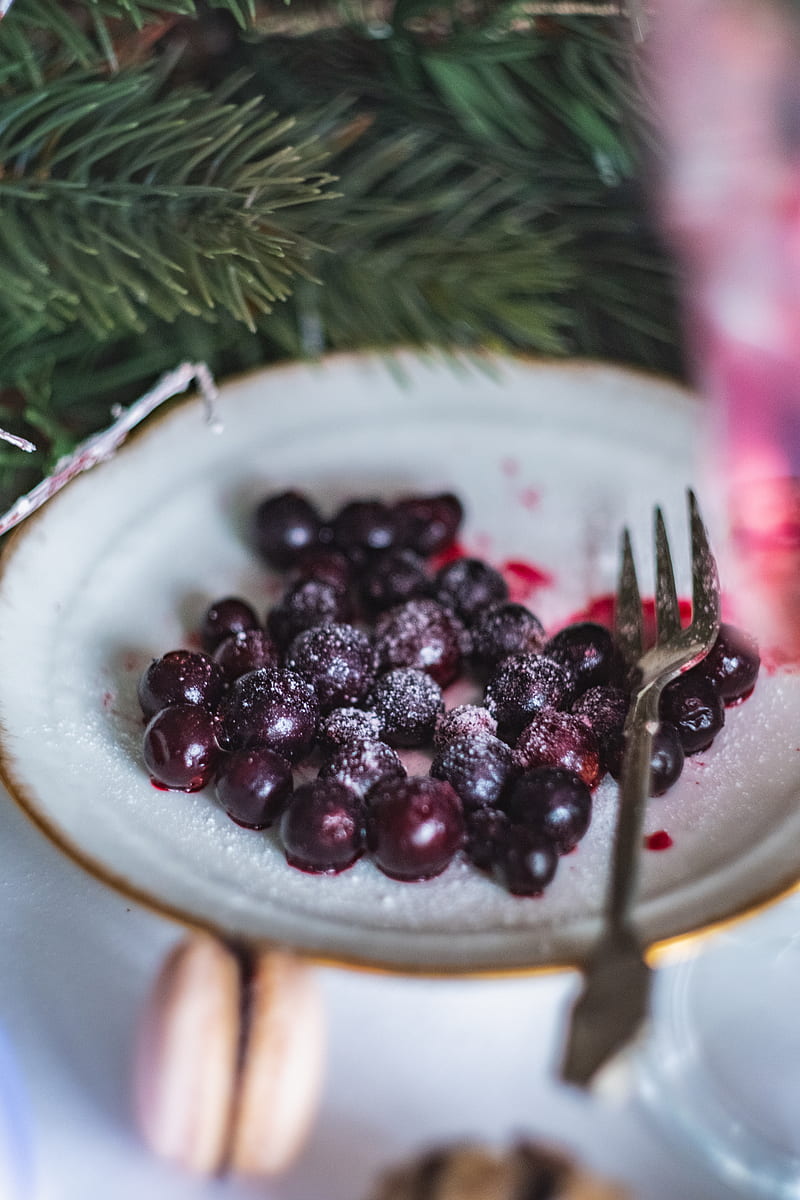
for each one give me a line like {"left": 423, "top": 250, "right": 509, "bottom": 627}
{"left": 0, "top": 352, "right": 798, "bottom": 974}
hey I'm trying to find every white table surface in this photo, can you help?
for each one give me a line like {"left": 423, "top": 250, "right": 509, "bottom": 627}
{"left": 0, "top": 781, "right": 776, "bottom": 1200}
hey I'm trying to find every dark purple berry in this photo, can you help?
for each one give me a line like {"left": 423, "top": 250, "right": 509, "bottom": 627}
{"left": 505, "top": 767, "right": 592, "bottom": 855}
{"left": 366, "top": 777, "right": 465, "bottom": 882}
{"left": 430, "top": 734, "right": 514, "bottom": 812}
{"left": 572, "top": 685, "right": 630, "bottom": 776}
{"left": 513, "top": 709, "right": 602, "bottom": 789}
{"left": 214, "top": 747, "right": 293, "bottom": 828}
{"left": 373, "top": 597, "right": 466, "bottom": 687}
{"left": 435, "top": 558, "right": 508, "bottom": 625}
{"left": 200, "top": 597, "right": 260, "bottom": 652}
{"left": 491, "top": 825, "right": 559, "bottom": 896}
{"left": 660, "top": 673, "right": 725, "bottom": 755}
{"left": 267, "top": 578, "right": 351, "bottom": 648}
{"left": 220, "top": 667, "right": 319, "bottom": 762}
{"left": 213, "top": 629, "right": 280, "bottom": 681}
{"left": 331, "top": 500, "right": 401, "bottom": 564}
{"left": 433, "top": 704, "right": 497, "bottom": 751}
{"left": 543, "top": 622, "right": 618, "bottom": 698}
{"left": 253, "top": 490, "right": 324, "bottom": 569}
{"left": 393, "top": 493, "right": 464, "bottom": 557}
{"left": 319, "top": 706, "right": 384, "bottom": 753}
{"left": 649, "top": 721, "right": 685, "bottom": 796}
{"left": 280, "top": 780, "right": 364, "bottom": 874}
{"left": 696, "top": 623, "right": 760, "bottom": 704}
{"left": 484, "top": 653, "right": 572, "bottom": 742}
{"left": 464, "top": 805, "right": 510, "bottom": 871}
{"left": 359, "top": 548, "right": 431, "bottom": 613}
{"left": 285, "top": 623, "right": 374, "bottom": 713}
{"left": 138, "top": 650, "right": 226, "bottom": 720}
{"left": 318, "top": 739, "right": 406, "bottom": 799}
{"left": 143, "top": 704, "right": 220, "bottom": 792}
{"left": 471, "top": 602, "right": 546, "bottom": 669}
{"left": 368, "top": 668, "right": 444, "bottom": 747}
{"left": 292, "top": 547, "right": 353, "bottom": 592}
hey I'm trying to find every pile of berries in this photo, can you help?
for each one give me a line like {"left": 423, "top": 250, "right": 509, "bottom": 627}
{"left": 138, "top": 489, "right": 760, "bottom": 897}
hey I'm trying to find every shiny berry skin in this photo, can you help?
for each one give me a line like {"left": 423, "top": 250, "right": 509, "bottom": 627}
{"left": 143, "top": 704, "right": 220, "bottom": 792}
{"left": 253, "top": 490, "right": 324, "bottom": 569}
{"left": 367, "top": 777, "right": 465, "bottom": 882}
{"left": 220, "top": 667, "right": 319, "bottom": 762}
{"left": 279, "top": 780, "right": 364, "bottom": 874}
{"left": 319, "top": 738, "right": 406, "bottom": 799}
{"left": 505, "top": 767, "right": 592, "bottom": 854}
{"left": 464, "top": 805, "right": 510, "bottom": 871}
{"left": 543, "top": 622, "right": 617, "bottom": 698}
{"left": 331, "top": 500, "right": 401, "bottom": 564}
{"left": 292, "top": 547, "right": 353, "bottom": 592}
{"left": 373, "top": 597, "right": 466, "bottom": 687}
{"left": 267, "top": 578, "right": 351, "bottom": 648}
{"left": 649, "top": 722, "right": 685, "bottom": 796}
{"left": 200, "top": 597, "right": 260, "bottom": 652}
{"left": 490, "top": 825, "right": 559, "bottom": 896}
{"left": 285, "top": 623, "right": 374, "bottom": 713}
{"left": 433, "top": 704, "right": 497, "bottom": 751}
{"left": 660, "top": 673, "right": 725, "bottom": 755}
{"left": 368, "top": 667, "right": 444, "bottom": 747}
{"left": 359, "top": 549, "right": 432, "bottom": 614}
{"left": 393, "top": 492, "right": 464, "bottom": 557}
{"left": 138, "top": 650, "right": 226, "bottom": 720}
{"left": 430, "top": 733, "right": 514, "bottom": 812}
{"left": 471, "top": 602, "right": 546, "bottom": 670}
{"left": 213, "top": 629, "right": 280, "bottom": 681}
{"left": 435, "top": 557, "right": 509, "bottom": 624}
{"left": 214, "top": 747, "right": 293, "bottom": 828}
{"left": 696, "top": 623, "right": 760, "bottom": 704}
{"left": 572, "top": 685, "right": 629, "bottom": 776}
{"left": 319, "top": 706, "right": 384, "bottom": 753}
{"left": 484, "top": 653, "right": 572, "bottom": 742}
{"left": 513, "top": 709, "right": 602, "bottom": 789}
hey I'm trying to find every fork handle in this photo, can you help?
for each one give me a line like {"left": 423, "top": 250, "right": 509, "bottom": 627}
{"left": 608, "top": 685, "right": 663, "bottom": 927}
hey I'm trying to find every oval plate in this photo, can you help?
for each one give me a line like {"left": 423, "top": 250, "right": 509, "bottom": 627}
{"left": 0, "top": 352, "right": 798, "bottom": 974}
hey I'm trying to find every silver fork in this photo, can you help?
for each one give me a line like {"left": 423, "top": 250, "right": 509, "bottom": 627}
{"left": 560, "top": 489, "right": 721, "bottom": 1087}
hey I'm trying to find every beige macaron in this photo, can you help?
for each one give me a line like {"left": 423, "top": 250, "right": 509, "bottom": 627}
{"left": 134, "top": 933, "right": 325, "bottom": 1176}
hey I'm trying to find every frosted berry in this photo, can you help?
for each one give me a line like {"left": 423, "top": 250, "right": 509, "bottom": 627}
{"left": 433, "top": 704, "right": 497, "bottom": 751}
{"left": 572, "top": 685, "right": 629, "bottom": 776}
{"left": 367, "top": 776, "right": 465, "bottom": 881}
{"left": 319, "top": 706, "right": 384, "bottom": 753}
{"left": 368, "top": 667, "right": 444, "bottom": 747}
{"left": 220, "top": 667, "right": 318, "bottom": 762}
{"left": 285, "top": 623, "right": 374, "bottom": 712}
{"left": 359, "top": 548, "right": 431, "bottom": 613}
{"left": 471, "top": 602, "right": 546, "bottom": 669}
{"left": 430, "top": 733, "right": 514, "bottom": 812}
{"left": 253, "top": 490, "right": 324, "bottom": 568}
{"left": 143, "top": 704, "right": 220, "bottom": 792}
{"left": 267, "top": 578, "right": 351, "bottom": 648}
{"left": 214, "top": 747, "right": 293, "bottom": 828}
{"left": 373, "top": 597, "right": 466, "bottom": 687}
{"left": 513, "top": 709, "right": 602, "bottom": 789}
{"left": 319, "top": 738, "right": 406, "bottom": 799}
{"left": 393, "top": 492, "right": 463, "bottom": 557}
{"left": 490, "top": 825, "right": 559, "bottom": 896}
{"left": 544, "top": 622, "right": 617, "bottom": 698}
{"left": 200, "top": 596, "right": 260, "bottom": 652}
{"left": 280, "top": 780, "right": 364, "bottom": 874}
{"left": 213, "top": 629, "right": 280, "bottom": 681}
{"left": 660, "top": 674, "right": 725, "bottom": 755}
{"left": 505, "top": 767, "right": 592, "bottom": 854}
{"left": 696, "top": 623, "right": 760, "bottom": 704}
{"left": 138, "top": 650, "right": 226, "bottom": 720}
{"left": 435, "top": 557, "right": 508, "bottom": 624}
{"left": 464, "top": 805, "right": 510, "bottom": 871}
{"left": 484, "top": 653, "right": 572, "bottom": 742}
{"left": 332, "top": 499, "right": 401, "bottom": 564}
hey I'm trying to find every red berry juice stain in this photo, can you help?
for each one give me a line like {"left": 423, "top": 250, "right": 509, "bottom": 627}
{"left": 431, "top": 540, "right": 467, "bottom": 569}
{"left": 567, "top": 593, "right": 692, "bottom": 644}
{"left": 645, "top": 830, "right": 673, "bottom": 851}
{"left": 502, "top": 559, "right": 555, "bottom": 602}
{"left": 102, "top": 691, "right": 114, "bottom": 710}
{"left": 501, "top": 457, "right": 520, "bottom": 477}
{"left": 518, "top": 487, "right": 540, "bottom": 510}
